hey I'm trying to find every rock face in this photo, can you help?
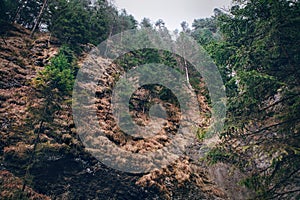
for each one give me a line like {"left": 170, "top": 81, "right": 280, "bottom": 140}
{"left": 0, "top": 25, "right": 253, "bottom": 199}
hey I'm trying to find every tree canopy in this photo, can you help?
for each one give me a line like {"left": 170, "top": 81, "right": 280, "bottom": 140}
{"left": 0, "top": 0, "right": 137, "bottom": 50}
{"left": 1, "top": 0, "right": 299, "bottom": 198}
{"left": 195, "top": 0, "right": 300, "bottom": 198}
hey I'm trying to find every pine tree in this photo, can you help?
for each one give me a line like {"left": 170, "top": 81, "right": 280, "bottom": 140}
{"left": 140, "top": 18, "right": 152, "bottom": 29}
{"left": 207, "top": 0, "right": 300, "bottom": 198}
{"left": 21, "top": 46, "right": 78, "bottom": 197}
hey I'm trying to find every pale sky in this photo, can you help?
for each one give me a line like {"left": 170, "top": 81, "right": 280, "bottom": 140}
{"left": 114, "top": 0, "right": 232, "bottom": 31}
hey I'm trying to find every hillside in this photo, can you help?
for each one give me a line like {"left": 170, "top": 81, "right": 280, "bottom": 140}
{"left": 1, "top": 0, "right": 299, "bottom": 199}
{"left": 0, "top": 24, "right": 255, "bottom": 200}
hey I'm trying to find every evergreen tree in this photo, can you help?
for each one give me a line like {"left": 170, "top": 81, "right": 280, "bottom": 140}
{"left": 21, "top": 46, "right": 78, "bottom": 197}
{"left": 191, "top": 17, "right": 221, "bottom": 47}
{"left": 0, "top": 0, "right": 18, "bottom": 25}
{"left": 155, "top": 19, "right": 165, "bottom": 30}
{"left": 48, "top": 0, "right": 91, "bottom": 48}
{"left": 206, "top": 0, "right": 300, "bottom": 198}
{"left": 140, "top": 18, "right": 152, "bottom": 29}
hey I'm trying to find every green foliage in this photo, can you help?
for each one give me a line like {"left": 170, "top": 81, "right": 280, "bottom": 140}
{"left": 203, "top": 0, "right": 300, "bottom": 198}
{"left": 193, "top": 18, "right": 217, "bottom": 33}
{"left": 115, "top": 48, "right": 177, "bottom": 72}
{"left": 191, "top": 17, "right": 221, "bottom": 47}
{"left": 240, "top": 175, "right": 265, "bottom": 195}
{"left": 34, "top": 46, "right": 77, "bottom": 94}
{"left": 1, "top": 0, "right": 138, "bottom": 51}
{"left": 140, "top": 18, "right": 152, "bottom": 28}
{"left": 0, "top": 0, "right": 46, "bottom": 29}
{"left": 218, "top": 0, "right": 300, "bottom": 134}
{"left": 48, "top": 0, "right": 137, "bottom": 51}
{"left": 196, "top": 128, "right": 206, "bottom": 141}
{"left": 30, "top": 46, "right": 77, "bottom": 124}
{"left": 205, "top": 148, "right": 233, "bottom": 165}
{"left": 21, "top": 45, "right": 78, "bottom": 198}
{"left": 49, "top": 0, "right": 93, "bottom": 49}
{"left": 0, "top": 0, "right": 18, "bottom": 25}
{"left": 117, "top": 9, "right": 138, "bottom": 32}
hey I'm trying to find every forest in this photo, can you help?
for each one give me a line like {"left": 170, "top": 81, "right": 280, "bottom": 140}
{"left": 0, "top": 0, "right": 299, "bottom": 199}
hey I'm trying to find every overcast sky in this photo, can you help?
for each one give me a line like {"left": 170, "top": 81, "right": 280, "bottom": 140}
{"left": 114, "top": 0, "right": 232, "bottom": 31}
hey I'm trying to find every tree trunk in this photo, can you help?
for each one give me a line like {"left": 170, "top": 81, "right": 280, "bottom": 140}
{"left": 30, "top": 0, "right": 48, "bottom": 38}
{"left": 19, "top": 120, "right": 44, "bottom": 198}
{"left": 181, "top": 42, "right": 192, "bottom": 89}
{"left": 104, "top": 27, "right": 113, "bottom": 57}
{"left": 184, "top": 60, "right": 191, "bottom": 88}
{"left": 1, "top": 35, "right": 7, "bottom": 45}
{"left": 13, "top": 1, "right": 27, "bottom": 23}
{"left": 47, "top": 33, "right": 51, "bottom": 47}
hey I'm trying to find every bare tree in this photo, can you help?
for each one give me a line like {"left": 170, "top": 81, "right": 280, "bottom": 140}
{"left": 13, "top": 1, "right": 28, "bottom": 23}
{"left": 30, "top": 0, "right": 49, "bottom": 37}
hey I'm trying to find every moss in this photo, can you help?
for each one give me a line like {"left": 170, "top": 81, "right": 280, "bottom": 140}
{"left": 196, "top": 128, "right": 207, "bottom": 142}
{"left": 204, "top": 148, "right": 233, "bottom": 165}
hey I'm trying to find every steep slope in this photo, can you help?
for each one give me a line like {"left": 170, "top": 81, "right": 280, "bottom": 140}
{"left": 75, "top": 53, "right": 227, "bottom": 199}
{"left": 0, "top": 24, "right": 162, "bottom": 199}
{"left": 0, "top": 24, "right": 252, "bottom": 199}
{"left": 0, "top": 24, "right": 58, "bottom": 199}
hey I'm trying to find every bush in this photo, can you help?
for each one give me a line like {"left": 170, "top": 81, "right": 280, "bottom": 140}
{"left": 33, "top": 46, "right": 77, "bottom": 95}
